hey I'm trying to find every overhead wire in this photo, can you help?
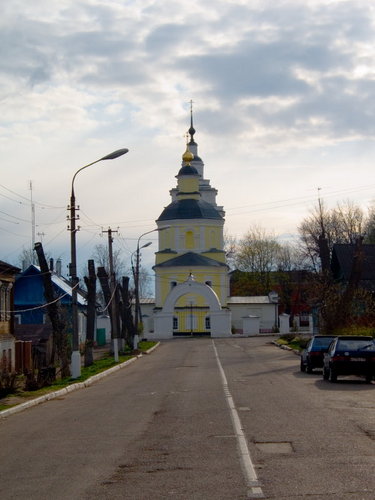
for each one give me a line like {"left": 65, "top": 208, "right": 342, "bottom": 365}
{"left": 0, "top": 182, "right": 65, "bottom": 209}
{"left": 4, "top": 281, "right": 81, "bottom": 314}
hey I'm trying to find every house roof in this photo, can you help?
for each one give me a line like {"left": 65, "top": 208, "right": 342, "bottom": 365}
{"left": 139, "top": 297, "right": 272, "bottom": 305}
{"left": 16, "top": 265, "right": 87, "bottom": 306}
{"left": 228, "top": 296, "right": 272, "bottom": 304}
{"left": 331, "top": 244, "right": 375, "bottom": 289}
{"left": 229, "top": 269, "right": 313, "bottom": 282}
{"left": 14, "top": 323, "right": 53, "bottom": 344}
{"left": 157, "top": 198, "right": 222, "bottom": 221}
{"left": 139, "top": 298, "right": 155, "bottom": 304}
{"left": 0, "top": 260, "right": 20, "bottom": 275}
{"left": 154, "top": 252, "right": 228, "bottom": 268}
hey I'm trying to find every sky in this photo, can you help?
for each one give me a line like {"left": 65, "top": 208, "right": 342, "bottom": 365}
{"left": 2, "top": 0, "right": 375, "bottom": 280}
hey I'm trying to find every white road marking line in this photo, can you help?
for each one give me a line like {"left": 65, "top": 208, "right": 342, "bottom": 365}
{"left": 212, "top": 340, "right": 265, "bottom": 499}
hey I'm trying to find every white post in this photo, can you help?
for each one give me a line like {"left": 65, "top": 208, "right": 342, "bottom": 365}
{"left": 279, "top": 313, "right": 290, "bottom": 334}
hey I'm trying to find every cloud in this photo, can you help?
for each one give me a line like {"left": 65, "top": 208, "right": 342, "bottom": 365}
{"left": 1, "top": 0, "right": 375, "bottom": 269}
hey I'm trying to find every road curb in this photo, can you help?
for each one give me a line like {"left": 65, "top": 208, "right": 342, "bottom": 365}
{"left": 272, "top": 340, "right": 300, "bottom": 355}
{"left": 0, "top": 342, "right": 160, "bottom": 419}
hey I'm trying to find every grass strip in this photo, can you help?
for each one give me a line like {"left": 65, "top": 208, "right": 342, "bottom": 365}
{"left": 0, "top": 341, "right": 157, "bottom": 411}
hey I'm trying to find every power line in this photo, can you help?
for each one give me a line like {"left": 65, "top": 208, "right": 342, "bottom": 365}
{"left": 0, "top": 182, "right": 65, "bottom": 209}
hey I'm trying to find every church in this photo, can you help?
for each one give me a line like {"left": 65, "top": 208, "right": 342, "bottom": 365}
{"left": 141, "top": 113, "right": 278, "bottom": 339}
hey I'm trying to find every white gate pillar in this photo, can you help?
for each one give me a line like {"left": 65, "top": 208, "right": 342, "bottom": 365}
{"left": 279, "top": 313, "right": 290, "bottom": 334}
{"left": 210, "top": 310, "right": 232, "bottom": 337}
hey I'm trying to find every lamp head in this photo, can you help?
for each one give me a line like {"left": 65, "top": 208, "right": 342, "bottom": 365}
{"left": 100, "top": 148, "right": 129, "bottom": 161}
{"left": 141, "top": 241, "right": 152, "bottom": 249}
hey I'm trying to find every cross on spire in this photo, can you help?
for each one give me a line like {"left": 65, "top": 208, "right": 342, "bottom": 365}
{"left": 188, "top": 99, "right": 196, "bottom": 142}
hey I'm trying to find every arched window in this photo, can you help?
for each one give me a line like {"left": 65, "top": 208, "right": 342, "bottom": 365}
{"left": 209, "top": 230, "right": 216, "bottom": 248}
{"left": 185, "top": 230, "right": 194, "bottom": 249}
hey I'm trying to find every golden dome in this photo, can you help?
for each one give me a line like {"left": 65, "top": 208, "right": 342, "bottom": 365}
{"left": 182, "top": 144, "right": 194, "bottom": 164}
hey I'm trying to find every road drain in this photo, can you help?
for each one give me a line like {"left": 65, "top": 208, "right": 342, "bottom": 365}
{"left": 254, "top": 441, "right": 294, "bottom": 454}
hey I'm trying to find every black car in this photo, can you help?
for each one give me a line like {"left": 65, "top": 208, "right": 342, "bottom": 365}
{"left": 300, "top": 335, "right": 336, "bottom": 373}
{"left": 323, "top": 336, "right": 375, "bottom": 383}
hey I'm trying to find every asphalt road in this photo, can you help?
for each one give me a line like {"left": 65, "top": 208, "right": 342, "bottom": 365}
{"left": 0, "top": 337, "right": 374, "bottom": 500}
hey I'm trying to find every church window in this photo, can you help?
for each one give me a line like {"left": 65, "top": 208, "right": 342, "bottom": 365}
{"left": 173, "top": 316, "right": 178, "bottom": 330}
{"left": 209, "top": 230, "right": 216, "bottom": 248}
{"left": 185, "top": 230, "right": 194, "bottom": 249}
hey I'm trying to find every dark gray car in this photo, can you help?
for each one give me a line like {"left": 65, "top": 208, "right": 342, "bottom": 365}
{"left": 300, "top": 335, "right": 336, "bottom": 373}
{"left": 323, "top": 336, "right": 375, "bottom": 383}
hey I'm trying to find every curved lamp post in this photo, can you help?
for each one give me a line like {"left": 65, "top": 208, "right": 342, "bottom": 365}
{"left": 68, "top": 148, "right": 128, "bottom": 379}
{"left": 132, "top": 226, "right": 170, "bottom": 340}
{"left": 132, "top": 239, "right": 152, "bottom": 335}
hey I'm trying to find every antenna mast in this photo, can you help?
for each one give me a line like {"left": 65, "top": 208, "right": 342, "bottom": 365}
{"left": 29, "top": 181, "right": 36, "bottom": 263}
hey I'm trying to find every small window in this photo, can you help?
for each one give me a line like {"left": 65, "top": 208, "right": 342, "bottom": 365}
{"left": 171, "top": 281, "right": 177, "bottom": 289}
{"left": 205, "top": 281, "right": 212, "bottom": 287}
{"left": 173, "top": 316, "right": 178, "bottom": 330}
{"left": 185, "top": 231, "right": 194, "bottom": 249}
{"left": 205, "top": 316, "right": 211, "bottom": 329}
{"left": 1, "top": 350, "right": 6, "bottom": 371}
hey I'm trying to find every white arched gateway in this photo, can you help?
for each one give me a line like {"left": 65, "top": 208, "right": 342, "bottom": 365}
{"left": 152, "top": 275, "right": 231, "bottom": 339}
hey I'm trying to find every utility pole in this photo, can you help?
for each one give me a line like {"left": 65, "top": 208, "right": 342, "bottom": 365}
{"left": 102, "top": 227, "right": 119, "bottom": 361}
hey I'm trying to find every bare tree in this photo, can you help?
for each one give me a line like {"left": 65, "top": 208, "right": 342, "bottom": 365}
{"left": 83, "top": 260, "right": 96, "bottom": 367}
{"left": 364, "top": 202, "right": 375, "bottom": 243}
{"left": 234, "top": 225, "right": 283, "bottom": 292}
{"left": 91, "top": 243, "right": 126, "bottom": 278}
{"left": 17, "top": 246, "right": 50, "bottom": 270}
{"left": 34, "top": 242, "right": 70, "bottom": 380}
{"left": 235, "top": 225, "right": 280, "bottom": 272}
{"left": 128, "top": 264, "right": 152, "bottom": 299}
{"left": 298, "top": 199, "right": 365, "bottom": 272}
{"left": 223, "top": 230, "right": 237, "bottom": 270}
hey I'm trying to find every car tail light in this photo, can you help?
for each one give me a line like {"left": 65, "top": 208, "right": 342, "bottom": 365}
{"left": 332, "top": 355, "right": 346, "bottom": 361}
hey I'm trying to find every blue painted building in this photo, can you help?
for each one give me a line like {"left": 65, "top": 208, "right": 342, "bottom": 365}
{"left": 14, "top": 265, "right": 87, "bottom": 326}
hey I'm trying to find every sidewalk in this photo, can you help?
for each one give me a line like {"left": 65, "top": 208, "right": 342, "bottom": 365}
{"left": 0, "top": 342, "right": 160, "bottom": 419}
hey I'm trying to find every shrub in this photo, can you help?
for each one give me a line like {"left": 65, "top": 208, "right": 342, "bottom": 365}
{"left": 332, "top": 325, "right": 375, "bottom": 337}
{"left": 0, "top": 371, "right": 18, "bottom": 398}
{"left": 279, "top": 333, "right": 296, "bottom": 343}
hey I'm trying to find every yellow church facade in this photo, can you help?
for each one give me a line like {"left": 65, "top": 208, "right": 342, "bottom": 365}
{"left": 150, "top": 115, "right": 232, "bottom": 337}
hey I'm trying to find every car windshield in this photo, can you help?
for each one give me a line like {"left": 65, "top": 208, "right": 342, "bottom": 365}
{"left": 337, "top": 339, "right": 375, "bottom": 351}
{"left": 313, "top": 337, "right": 335, "bottom": 347}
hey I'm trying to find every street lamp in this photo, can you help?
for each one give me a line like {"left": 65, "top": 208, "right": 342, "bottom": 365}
{"left": 68, "top": 148, "right": 128, "bottom": 378}
{"left": 132, "top": 240, "right": 152, "bottom": 336}
{"left": 132, "top": 226, "right": 170, "bottom": 340}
